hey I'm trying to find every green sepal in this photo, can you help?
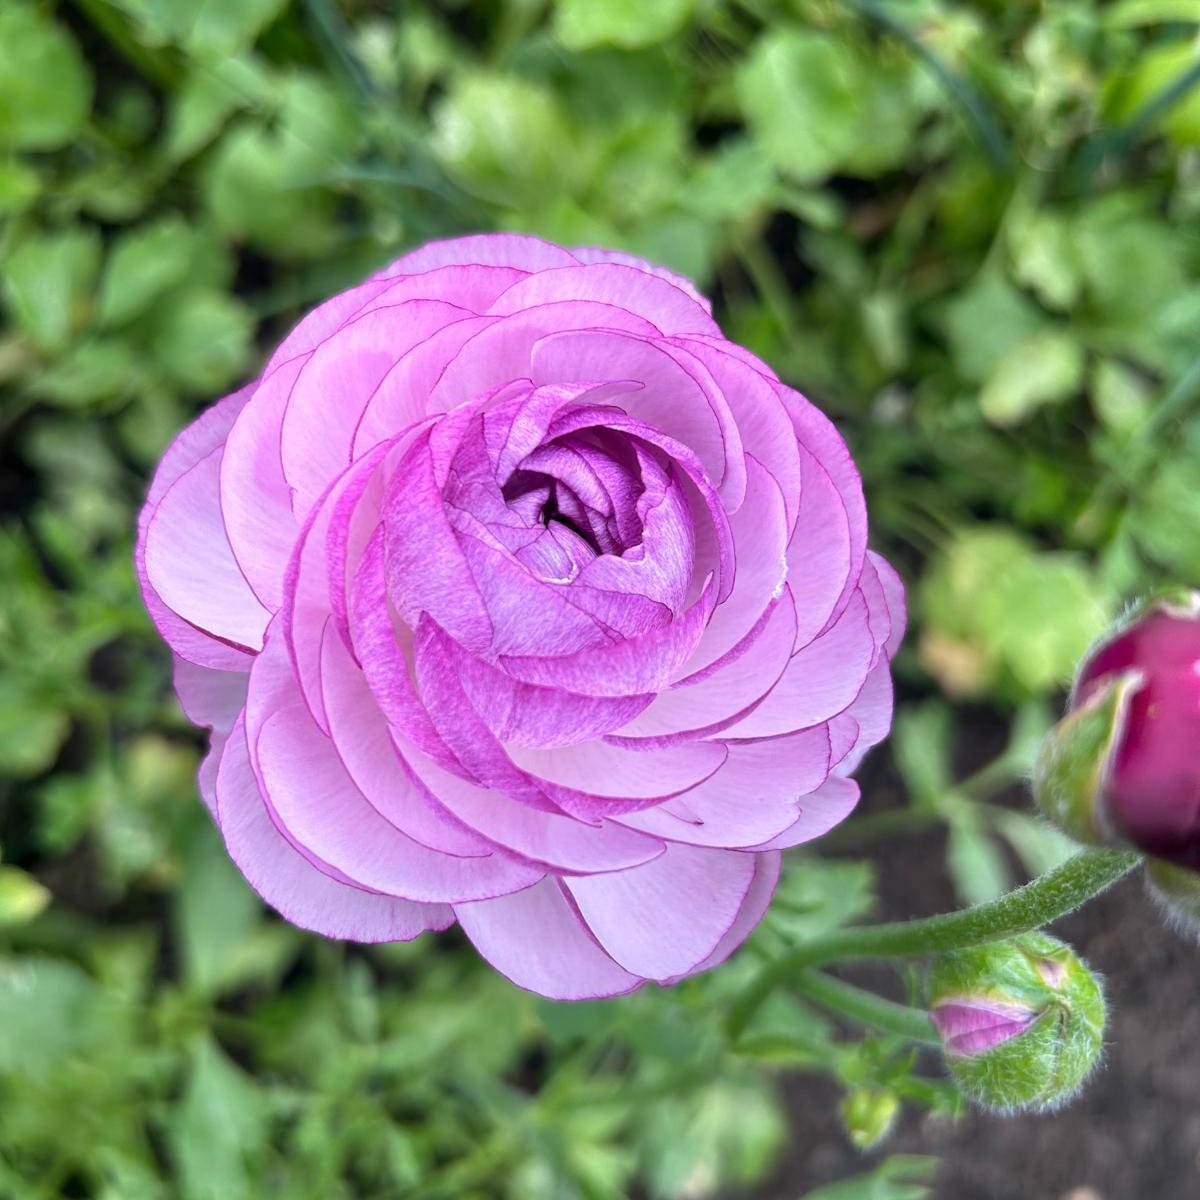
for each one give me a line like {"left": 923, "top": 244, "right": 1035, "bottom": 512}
{"left": 1032, "top": 673, "right": 1138, "bottom": 846}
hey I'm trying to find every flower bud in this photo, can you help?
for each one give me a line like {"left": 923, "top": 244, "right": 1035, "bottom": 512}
{"left": 928, "top": 932, "right": 1105, "bottom": 1113}
{"left": 1033, "top": 591, "right": 1200, "bottom": 871}
{"left": 839, "top": 1088, "right": 899, "bottom": 1149}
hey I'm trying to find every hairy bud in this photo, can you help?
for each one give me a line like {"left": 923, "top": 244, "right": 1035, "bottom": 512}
{"left": 928, "top": 932, "right": 1105, "bottom": 1113}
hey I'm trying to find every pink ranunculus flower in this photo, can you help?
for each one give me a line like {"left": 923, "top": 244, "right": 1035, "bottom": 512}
{"left": 136, "top": 234, "right": 904, "bottom": 1000}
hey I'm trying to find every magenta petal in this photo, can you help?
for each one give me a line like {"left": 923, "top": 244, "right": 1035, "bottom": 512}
{"left": 669, "top": 338, "right": 802, "bottom": 528}
{"left": 426, "top": 621, "right": 655, "bottom": 748}
{"left": 216, "top": 717, "right": 454, "bottom": 942}
{"left": 680, "top": 456, "right": 790, "bottom": 680}
{"left": 832, "top": 660, "right": 895, "bottom": 777}
{"left": 931, "top": 999, "right": 1038, "bottom": 1057}
{"left": 318, "top": 627, "right": 494, "bottom": 858}
{"left": 786, "top": 443, "right": 854, "bottom": 650}
{"left": 455, "top": 878, "right": 643, "bottom": 1000}
{"left": 529, "top": 329, "right": 742, "bottom": 498}
{"left": 564, "top": 845, "right": 757, "bottom": 979}
{"left": 500, "top": 578, "right": 717, "bottom": 696}
{"left": 612, "top": 592, "right": 798, "bottom": 742}
{"left": 869, "top": 550, "right": 908, "bottom": 660}
{"left": 352, "top": 314, "right": 494, "bottom": 454}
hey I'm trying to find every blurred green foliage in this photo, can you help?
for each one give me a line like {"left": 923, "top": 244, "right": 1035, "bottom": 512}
{"left": 2, "top": 0, "right": 1200, "bottom": 1196}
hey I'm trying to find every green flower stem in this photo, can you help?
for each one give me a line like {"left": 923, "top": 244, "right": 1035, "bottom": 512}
{"left": 729, "top": 848, "right": 1139, "bottom": 1039}
{"left": 793, "top": 969, "right": 939, "bottom": 1044}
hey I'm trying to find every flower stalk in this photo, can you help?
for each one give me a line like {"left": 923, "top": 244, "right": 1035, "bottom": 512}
{"left": 729, "top": 847, "right": 1139, "bottom": 1038}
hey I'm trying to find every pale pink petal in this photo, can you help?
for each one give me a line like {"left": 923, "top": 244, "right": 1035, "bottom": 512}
{"left": 144, "top": 446, "right": 270, "bottom": 650}
{"left": 722, "top": 591, "right": 875, "bottom": 739}
{"left": 172, "top": 656, "right": 248, "bottom": 733}
{"left": 220, "top": 358, "right": 304, "bottom": 610}
{"left": 318, "top": 625, "right": 493, "bottom": 858}
{"left": 529, "top": 329, "right": 743, "bottom": 500}
{"left": 617, "top": 726, "right": 831, "bottom": 849}
{"left": 564, "top": 844, "right": 757, "bottom": 979}
{"left": 377, "top": 233, "right": 579, "bottom": 276}
{"left": 611, "top": 592, "right": 797, "bottom": 742}
{"left": 571, "top": 245, "right": 713, "bottom": 313}
{"left": 246, "top": 626, "right": 543, "bottom": 902}
{"left": 280, "top": 299, "right": 474, "bottom": 515}
{"left": 487, "top": 264, "right": 721, "bottom": 337}
{"left": 669, "top": 338, "right": 801, "bottom": 526}
{"left": 216, "top": 716, "right": 453, "bottom": 941}
{"left": 455, "top": 878, "right": 643, "bottom": 1000}
{"left": 750, "top": 776, "right": 861, "bottom": 850}
{"left": 664, "top": 850, "right": 782, "bottom": 980}
{"left": 675, "top": 456, "right": 790, "bottom": 680}
{"left": 402, "top": 745, "right": 667, "bottom": 873}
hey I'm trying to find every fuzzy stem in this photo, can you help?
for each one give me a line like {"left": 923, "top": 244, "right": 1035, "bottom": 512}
{"left": 793, "top": 970, "right": 940, "bottom": 1044}
{"left": 729, "top": 848, "right": 1139, "bottom": 1038}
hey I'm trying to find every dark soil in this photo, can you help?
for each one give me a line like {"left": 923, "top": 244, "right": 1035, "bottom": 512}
{"left": 753, "top": 822, "right": 1200, "bottom": 1200}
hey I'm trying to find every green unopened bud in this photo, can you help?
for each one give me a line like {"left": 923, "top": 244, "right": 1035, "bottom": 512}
{"left": 839, "top": 1088, "right": 899, "bottom": 1150}
{"left": 928, "top": 932, "right": 1105, "bottom": 1113}
{"left": 1145, "top": 858, "right": 1200, "bottom": 940}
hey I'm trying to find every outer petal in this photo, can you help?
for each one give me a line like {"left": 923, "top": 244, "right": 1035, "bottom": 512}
{"left": 136, "top": 386, "right": 256, "bottom": 670}
{"left": 144, "top": 446, "right": 270, "bottom": 650}
{"left": 216, "top": 717, "right": 454, "bottom": 941}
{"left": 663, "top": 850, "right": 782, "bottom": 980}
{"left": 564, "top": 844, "right": 757, "bottom": 980}
{"left": 455, "top": 878, "right": 643, "bottom": 1000}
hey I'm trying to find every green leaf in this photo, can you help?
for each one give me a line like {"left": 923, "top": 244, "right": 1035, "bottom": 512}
{"left": 149, "top": 288, "right": 254, "bottom": 392}
{"left": 1, "top": 226, "right": 102, "bottom": 352}
{"left": 433, "top": 73, "right": 585, "bottom": 209}
{"left": 737, "top": 30, "right": 862, "bottom": 183}
{"left": 0, "top": 3, "right": 92, "bottom": 151}
{"left": 554, "top": 0, "right": 695, "bottom": 50}
{"left": 171, "top": 1036, "right": 267, "bottom": 1200}
{"left": 768, "top": 860, "right": 876, "bottom": 942}
{"left": 800, "top": 1155, "right": 936, "bottom": 1199}
{"left": 946, "top": 816, "right": 1011, "bottom": 906}
{"left": 29, "top": 337, "right": 141, "bottom": 408}
{"left": 1090, "top": 358, "right": 1154, "bottom": 434}
{"left": 891, "top": 702, "right": 954, "bottom": 812}
{"left": 993, "top": 810, "right": 1078, "bottom": 878}
{"left": 941, "top": 268, "right": 1045, "bottom": 384}
{"left": 0, "top": 685, "right": 70, "bottom": 778}
{"left": 98, "top": 218, "right": 202, "bottom": 327}
{"left": 978, "top": 331, "right": 1084, "bottom": 426}
{"left": 0, "top": 956, "right": 105, "bottom": 1072}
{"left": 176, "top": 821, "right": 261, "bottom": 996}
{"left": 1128, "top": 443, "right": 1200, "bottom": 577}
{"left": 0, "top": 866, "right": 51, "bottom": 928}
{"left": 1007, "top": 209, "right": 1082, "bottom": 311}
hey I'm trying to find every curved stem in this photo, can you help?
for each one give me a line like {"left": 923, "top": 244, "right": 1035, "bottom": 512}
{"left": 793, "top": 970, "right": 939, "bottom": 1044}
{"left": 729, "top": 848, "right": 1139, "bottom": 1038}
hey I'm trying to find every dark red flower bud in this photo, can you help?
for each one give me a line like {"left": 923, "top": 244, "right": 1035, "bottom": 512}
{"left": 1070, "top": 594, "right": 1200, "bottom": 871}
